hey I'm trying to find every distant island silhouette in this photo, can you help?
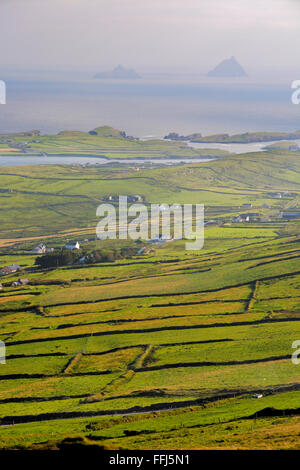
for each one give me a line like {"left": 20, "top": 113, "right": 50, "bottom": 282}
{"left": 94, "top": 65, "right": 141, "bottom": 79}
{"left": 207, "top": 56, "right": 247, "bottom": 77}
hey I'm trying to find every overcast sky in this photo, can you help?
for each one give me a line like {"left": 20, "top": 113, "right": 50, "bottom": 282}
{"left": 1, "top": 0, "right": 299, "bottom": 74}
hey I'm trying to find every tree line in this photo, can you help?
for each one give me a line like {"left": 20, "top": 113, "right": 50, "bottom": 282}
{"left": 35, "top": 246, "right": 139, "bottom": 268}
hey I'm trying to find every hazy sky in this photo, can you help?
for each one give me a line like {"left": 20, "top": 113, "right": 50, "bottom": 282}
{"left": 1, "top": 0, "right": 299, "bottom": 74}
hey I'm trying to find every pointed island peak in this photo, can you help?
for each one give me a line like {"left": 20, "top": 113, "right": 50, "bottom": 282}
{"left": 207, "top": 56, "right": 247, "bottom": 77}
{"left": 94, "top": 65, "right": 141, "bottom": 80}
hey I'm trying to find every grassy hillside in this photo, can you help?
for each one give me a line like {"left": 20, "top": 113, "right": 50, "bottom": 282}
{"left": 0, "top": 126, "right": 231, "bottom": 159}
{"left": 166, "top": 130, "right": 300, "bottom": 144}
{"left": 0, "top": 149, "right": 299, "bottom": 239}
{"left": 0, "top": 149, "right": 299, "bottom": 449}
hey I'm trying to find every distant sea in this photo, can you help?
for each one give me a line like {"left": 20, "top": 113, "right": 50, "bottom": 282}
{"left": 0, "top": 76, "right": 299, "bottom": 138}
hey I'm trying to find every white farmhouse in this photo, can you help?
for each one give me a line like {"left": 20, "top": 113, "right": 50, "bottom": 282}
{"left": 65, "top": 241, "right": 80, "bottom": 250}
{"left": 31, "top": 243, "right": 46, "bottom": 254}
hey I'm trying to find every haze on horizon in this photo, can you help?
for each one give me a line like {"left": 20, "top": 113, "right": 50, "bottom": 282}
{"left": 0, "top": 0, "right": 299, "bottom": 78}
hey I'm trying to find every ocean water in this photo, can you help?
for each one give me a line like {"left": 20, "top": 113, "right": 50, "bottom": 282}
{"left": 0, "top": 155, "right": 214, "bottom": 167}
{"left": 0, "top": 77, "right": 299, "bottom": 138}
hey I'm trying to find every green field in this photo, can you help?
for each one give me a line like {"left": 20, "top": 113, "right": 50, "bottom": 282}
{"left": 0, "top": 138, "right": 299, "bottom": 450}
{"left": 0, "top": 126, "right": 231, "bottom": 159}
{"left": 167, "top": 129, "right": 300, "bottom": 144}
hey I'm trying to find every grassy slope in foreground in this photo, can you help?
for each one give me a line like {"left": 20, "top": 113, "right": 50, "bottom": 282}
{"left": 0, "top": 149, "right": 299, "bottom": 449}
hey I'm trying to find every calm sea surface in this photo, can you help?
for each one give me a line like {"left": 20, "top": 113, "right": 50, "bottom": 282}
{"left": 0, "top": 77, "right": 298, "bottom": 139}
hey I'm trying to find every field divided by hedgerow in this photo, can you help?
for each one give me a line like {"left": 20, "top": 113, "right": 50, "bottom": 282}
{"left": 0, "top": 152, "right": 299, "bottom": 448}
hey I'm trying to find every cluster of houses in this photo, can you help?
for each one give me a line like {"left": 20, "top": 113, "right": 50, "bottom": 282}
{"left": 31, "top": 243, "right": 54, "bottom": 254}
{"left": 32, "top": 241, "right": 84, "bottom": 253}
{"left": 232, "top": 197, "right": 300, "bottom": 223}
{"left": 232, "top": 213, "right": 260, "bottom": 223}
{"left": 233, "top": 204, "right": 259, "bottom": 222}
{"left": 32, "top": 240, "right": 87, "bottom": 253}
{"left": 0, "top": 262, "right": 29, "bottom": 289}
{"left": 0, "top": 239, "right": 84, "bottom": 287}
{"left": 65, "top": 241, "right": 80, "bottom": 250}
{"left": 0, "top": 264, "right": 21, "bottom": 276}
{"left": 267, "top": 191, "right": 294, "bottom": 200}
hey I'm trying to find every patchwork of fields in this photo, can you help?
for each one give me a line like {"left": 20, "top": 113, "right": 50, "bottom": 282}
{"left": 0, "top": 147, "right": 300, "bottom": 449}
{"left": 0, "top": 126, "right": 231, "bottom": 159}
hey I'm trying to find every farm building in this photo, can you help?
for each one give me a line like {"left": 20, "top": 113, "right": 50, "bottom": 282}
{"left": 279, "top": 211, "right": 300, "bottom": 219}
{"left": 268, "top": 192, "right": 282, "bottom": 199}
{"left": 128, "top": 195, "right": 143, "bottom": 202}
{"left": 31, "top": 243, "right": 46, "bottom": 254}
{"left": 104, "top": 195, "right": 142, "bottom": 202}
{"left": 247, "top": 213, "right": 260, "bottom": 220}
{"left": 137, "top": 247, "right": 152, "bottom": 255}
{"left": 65, "top": 241, "right": 80, "bottom": 250}
{"left": 12, "top": 278, "right": 29, "bottom": 287}
{"left": 0, "top": 264, "right": 21, "bottom": 276}
{"left": 232, "top": 214, "right": 250, "bottom": 223}
{"left": 32, "top": 244, "right": 53, "bottom": 254}
{"left": 233, "top": 213, "right": 260, "bottom": 223}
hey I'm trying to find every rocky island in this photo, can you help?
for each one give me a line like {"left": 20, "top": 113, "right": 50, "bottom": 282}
{"left": 207, "top": 56, "right": 247, "bottom": 77}
{"left": 94, "top": 65, "right": 141, "bottom": 79}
